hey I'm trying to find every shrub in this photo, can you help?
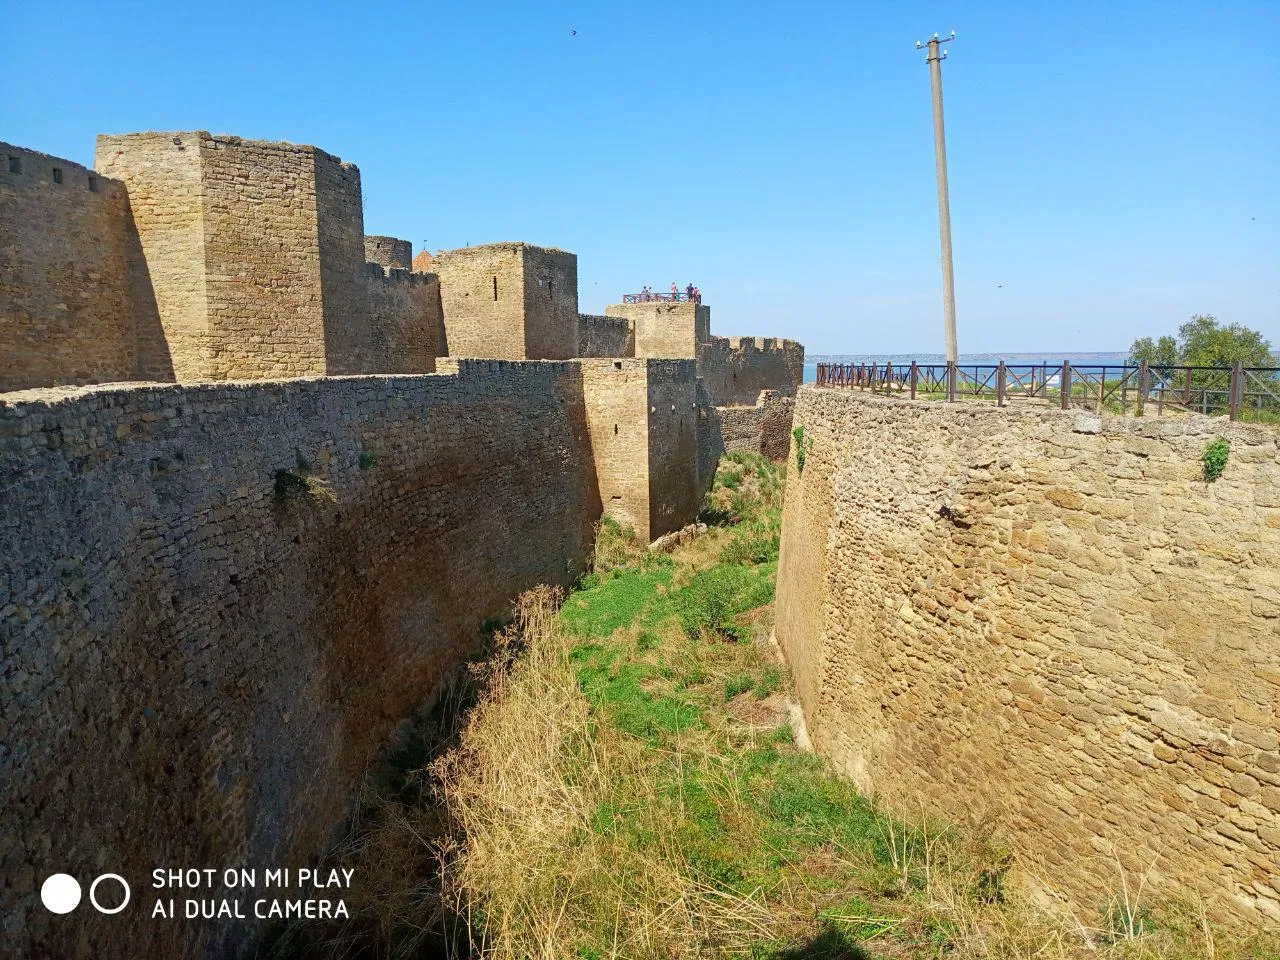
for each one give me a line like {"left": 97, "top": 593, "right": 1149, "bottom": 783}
{"left": 592, "top": 516, "right": 647, "bottom": 572}
{"left": 1203, "top": 437, "right": 1230, "bottom": 482}
{"left": 792, "top": 425, "right": 808, "bottom": 474}
{"left": 672, "top": 564, "right": 773, "bottom": 640}
{"left": 273, "top": 468, "right": 337, "bottom": 503}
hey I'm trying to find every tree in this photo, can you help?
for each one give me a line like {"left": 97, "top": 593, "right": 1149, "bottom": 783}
{"left": 1129, "top": 316, "right": 1277, "bottom": 411}
{"left": 1127, "top": 335, "right": 1178, "bottom": 368}
{"left": 1129, "top": 315, "right": 1275, "bottom": 369}
{"left": 1176, "top": 315, "right": 1276, "bottom": 369}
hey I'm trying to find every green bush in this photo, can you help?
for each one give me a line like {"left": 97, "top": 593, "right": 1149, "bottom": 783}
{"left": 672, "top": 564, "right": 774, "bottom": 640}
{"left": 792, "top": 425, "right": 808, "bottom": 474}
{"left": 1203, "top": 437, "right": 1230, "bottom": 483}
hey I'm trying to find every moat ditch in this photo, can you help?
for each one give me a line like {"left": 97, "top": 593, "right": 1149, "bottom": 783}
{"left": 257, "top": 452, "right": 1276, "bottom": 960}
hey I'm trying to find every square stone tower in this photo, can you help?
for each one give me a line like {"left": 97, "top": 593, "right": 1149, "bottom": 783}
{"left": 94, "top": 132, "right": 368, "bottom": 380}
{"left": 604, "top": 301, "right": 711, "bottom": 358}
{"left": 431, "top": 242, "right": 578, "bottom": 360}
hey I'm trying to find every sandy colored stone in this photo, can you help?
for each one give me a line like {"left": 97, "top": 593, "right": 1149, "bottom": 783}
{"left": 774, "top": 387, "right": 1280, "bottom": 926}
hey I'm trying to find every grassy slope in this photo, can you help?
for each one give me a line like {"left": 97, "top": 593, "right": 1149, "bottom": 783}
{"left": 276, "top": 453, "right": 1278, "bottom": 959}
{"left": 438, "top": 453, "right": 1280, "bottom": 959}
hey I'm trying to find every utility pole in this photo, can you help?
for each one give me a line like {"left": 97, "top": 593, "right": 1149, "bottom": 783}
{"left": 916, "top": 31, "right": 958, "bottom": 364}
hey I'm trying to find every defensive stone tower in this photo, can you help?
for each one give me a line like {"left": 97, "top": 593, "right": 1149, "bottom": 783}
{"left": 432, "top": 242, "right": 578, "bottom": 360}
{"left": 605, "top": 300, "right": 711, "bottom": 358}
{"left": 95, "top": 131, "right": 368, "bottom": 380}
{"left": 364, "top": 235, "right": 412, "bottom": 270}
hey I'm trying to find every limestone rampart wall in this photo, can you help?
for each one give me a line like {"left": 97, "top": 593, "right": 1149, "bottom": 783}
{"left": 364, "top": 235, "right": 412, "bottom": 270}
{"left": 433, "top": 243, "right": 577, "bottom": 361}
{"left": 2, "top": 358, "right": 707, "bottom": 956}
{"left": 698, "top": 335, "right": 804, "bottom": 406}
{"left": 717, "top": 390, "right": 796, "bottom": 461}
{"left": 0, "top": 142, "right": 139, "bottom": 391}
{"left": 774, "top": 387, "right": 1280, "bottom": 924}
{"left": 577, "top": 313, "right": 634, "bottom": 358}
{"left": 646, "top": 359, "right": 708, "bottom": 538}
{"left": 361, "top": 265, "right": 444, "bottom": 374}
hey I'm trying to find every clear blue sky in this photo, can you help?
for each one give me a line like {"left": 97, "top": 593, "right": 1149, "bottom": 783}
{"left": 4, "top": 1, "right": 1277, "bottom": 355}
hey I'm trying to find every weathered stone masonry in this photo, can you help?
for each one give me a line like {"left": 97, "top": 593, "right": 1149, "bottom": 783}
{"left": 0, "top": 142, "right": 140, "bottom": 391}
{"left": 0, "top": 357, "right": 717, "bottom": 956}
{"left": 774, "top": 387, "right": 1280, "bottom": 924}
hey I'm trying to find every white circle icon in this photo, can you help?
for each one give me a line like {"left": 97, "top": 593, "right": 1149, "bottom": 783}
{"left": 89, "top": 874, "right": 131, "bottom": 914}
{"left": 41, "top": 874, "right": 82, "bottom": 914}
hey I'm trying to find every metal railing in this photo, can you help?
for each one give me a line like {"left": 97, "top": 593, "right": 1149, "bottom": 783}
{"left": 621, "top": 291, "right": 701, "bottom": 304}
{"left": 814, "top": 360, "right": 1280, "bottom": 423}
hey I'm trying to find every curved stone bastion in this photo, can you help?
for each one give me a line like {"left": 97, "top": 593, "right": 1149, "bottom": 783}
{"left": 773, "top": 386, "right": 1280, "bottom": 925}
{"left": 0, "top": 358, "right": 719, "bottom": 957}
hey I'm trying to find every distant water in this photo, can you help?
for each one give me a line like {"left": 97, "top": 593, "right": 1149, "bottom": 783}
{"left": 802, "top": 352, "right": 1130, "bottom": 384}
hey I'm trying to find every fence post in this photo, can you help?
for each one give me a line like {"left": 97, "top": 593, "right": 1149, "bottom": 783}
{"left": 1060, "top": 362, "right": 1071, "bottom": 410}
{"left": 997, "top": 360, "right": 1007, "bottom": 407}
{"left": 947, "top": 362, "right": 957, "bottom": 403}
{"left": 1229, "top": 362, "right": 1243, "bottom": 422}
{"left": 1136, "top": 360, "right": 1148, "bottom": 418}
{"left": 1183, "top": 367, "right": 1193, "bottom": 405}
{"left": 910, "top": 362, "right": 918, "bottom": 400}
{"left": 886, "top": 362, "right": 894, "bottom": 394}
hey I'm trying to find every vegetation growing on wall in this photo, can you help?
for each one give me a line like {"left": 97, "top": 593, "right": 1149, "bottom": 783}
{"left": 1203, "top": 437, "right": 1230, "bottom": 483}
{"left": 792, "top": 425, "right": 809, "bottom": 474}
{"left": 273, "top": 450, "right": 337, "bottom": 503}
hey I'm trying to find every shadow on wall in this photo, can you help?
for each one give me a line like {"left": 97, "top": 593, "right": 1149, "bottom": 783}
{"left": 121, "top": 194, "right": 174, "bottom": 382}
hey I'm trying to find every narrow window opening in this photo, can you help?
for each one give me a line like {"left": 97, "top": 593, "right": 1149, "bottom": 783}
{"left": 547, "top": 280, "right": 554, "bottom": 297}
{"left": 614, "top": 424, "right": 618, "bottom": 435}
{"left": 87, "top": 175, "right": 98, "bottom": 193}
{"left": 51, "top": 168, "right": 63, "bottom": 184}
{"left": 492, "top": 276, "right": 498, "bottom": 301}
{"left": 7, "top": 156, "right": 20, "bottom": 174}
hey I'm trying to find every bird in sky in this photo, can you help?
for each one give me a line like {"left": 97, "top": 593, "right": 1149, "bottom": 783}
{"left": 570, "top": 28, "right": 577, "bottom": 36}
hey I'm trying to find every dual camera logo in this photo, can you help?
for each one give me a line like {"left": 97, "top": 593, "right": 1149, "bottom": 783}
{"left": 40, "top": 873, "right": 131, "bottom": 915}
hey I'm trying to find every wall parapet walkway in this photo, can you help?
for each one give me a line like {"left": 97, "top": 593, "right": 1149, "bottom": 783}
{"left": 774, "top": 386, "right": 1280, "bottom": 925}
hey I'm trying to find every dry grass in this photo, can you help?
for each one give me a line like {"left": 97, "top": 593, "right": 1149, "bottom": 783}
{"left": 282, "top": 453, "right": 1277, "bottom": 959}
{"left": 434, "top": 586, "right": 779, "bottom": 959}
{"left": 426, "top": 455, "right": 1278, "bottom": 960}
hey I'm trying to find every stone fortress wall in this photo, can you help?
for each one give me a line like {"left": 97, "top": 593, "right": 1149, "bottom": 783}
{"left": 598, "top": 299, "right": 805, "bottom": 456}
{"left": 0, "top": 142, "right": 139, "bottom": 391}
{"left": 0, "top": 362, "right": 644, "bottom": 956}
{"left": 431, "top": 242, "right": 579, "bottom": 361}
{"left": 774, "top": 387, "right": 1280, "bottom": 925}
{"left": 0, "top": 126, "right": 799, "bottom": 956}
{"left": 578, "top": 313, "right": 634, "bottom": 358}
{"left": 717, "top": 390, "right": 796, "bottom": 460}
{"left": 2, "top": 131, "right": 803, "bottom": 424}
{"left": 364, "top": 234, "right": 412, "bottom": 270}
